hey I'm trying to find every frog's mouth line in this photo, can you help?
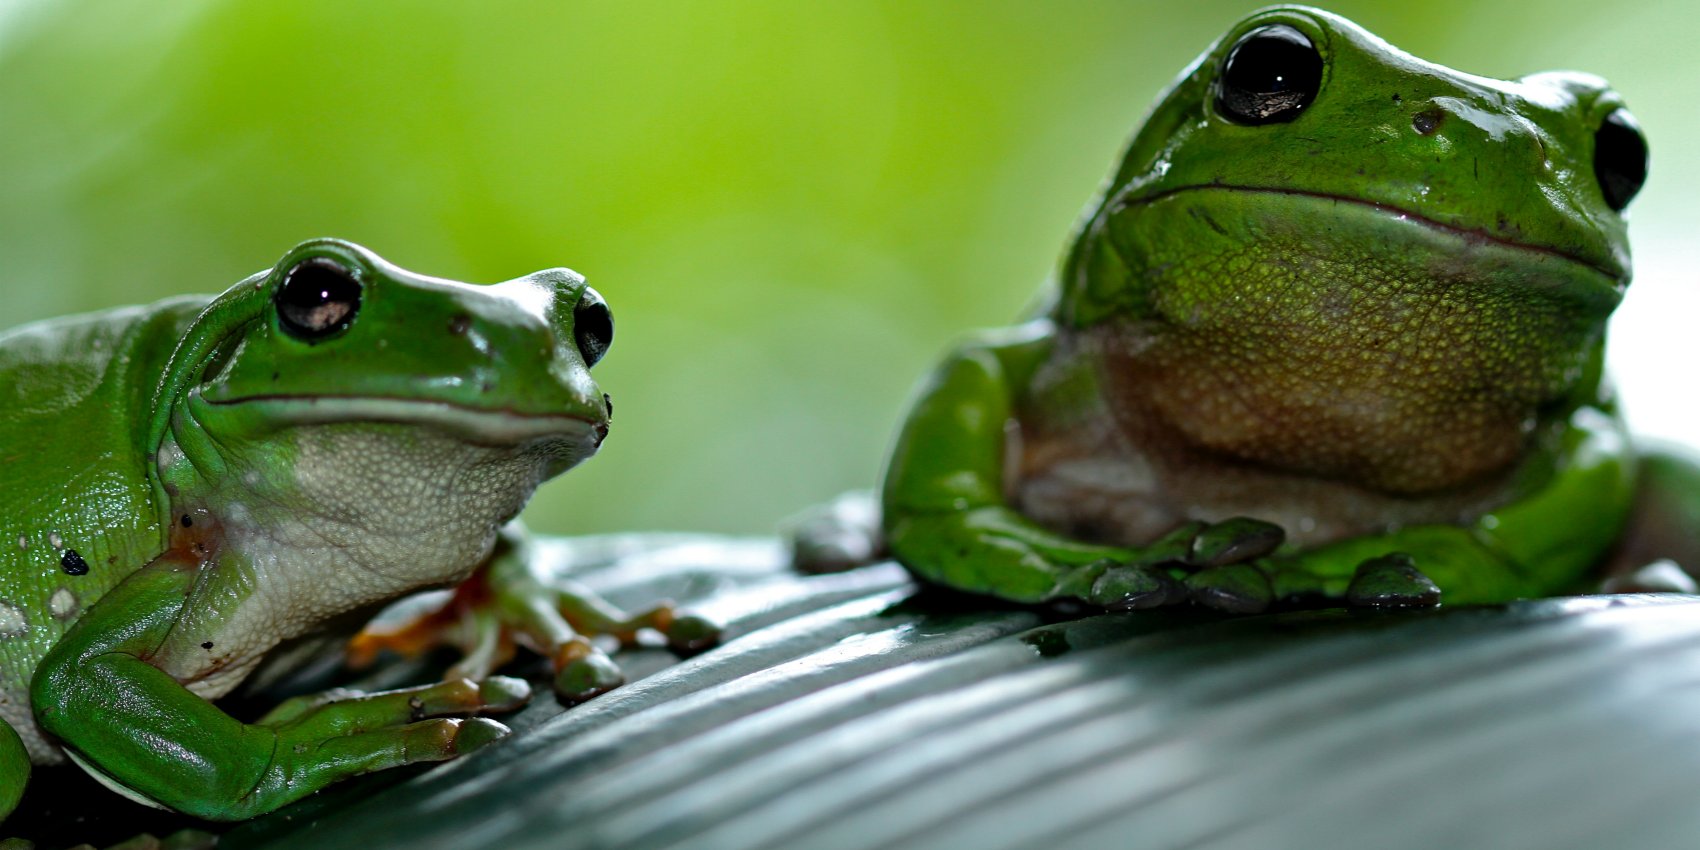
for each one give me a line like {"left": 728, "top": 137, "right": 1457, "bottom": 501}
{"left": 1121, "top": 184, "right": 1625, "bottom": 284}
{"left": 200, "top": 394, "right": 605, "bottom": 446}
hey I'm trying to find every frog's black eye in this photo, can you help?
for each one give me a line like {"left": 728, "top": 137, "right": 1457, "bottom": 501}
{"left": 1216, "top": 24, "right": 1324, "bottom": 126}
{"left": 277, "top": 258, "right": 362, "bottom": 341}
{"left": 572, "top": 286, "right": 613, "bottom": 368}
{"left": 1593, "top": 108, "right": 1647, "bottom": 212}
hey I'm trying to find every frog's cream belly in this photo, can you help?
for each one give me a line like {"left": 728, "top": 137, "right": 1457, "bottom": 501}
{"left": 1012, "top": 420, "right": 1520, "bottom": 551}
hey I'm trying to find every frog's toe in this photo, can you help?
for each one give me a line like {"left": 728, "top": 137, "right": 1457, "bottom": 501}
{"left": 450, "top": 717, "right": 513, "bottom": 754}
{"left": 1186, "top": 563, "right": 1274, "bottom": 614}
{"left": 1345, "top": 553, "right": 1442, "bottom": 608}
{"left": 1189, "top": 517, "right": 1285, "bottom": 567}
{"left": 662, "top": 613, "right": 722, "bottom": 655}
{"left": 1087, "top": 562, "right": 1187, "bottom": 609}
{"left": 553, "top": 639, "right": 625, "bottom": 704}
{"left": 478, "top": 675, "right": 533, "bottom": 712}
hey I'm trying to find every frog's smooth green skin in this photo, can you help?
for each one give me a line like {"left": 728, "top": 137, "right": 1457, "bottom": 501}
{"left": 874, "top": 6, "right": 1682, "bottom": 612}
{"left": 0, "top": 239, "right": 702, "bottom": 825}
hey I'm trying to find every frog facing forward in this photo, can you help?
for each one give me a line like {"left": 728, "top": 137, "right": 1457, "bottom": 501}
{"left": 799, "top": 6, "right": 1696, "bottom": 613}
{"left": 0, "top": 239, "right": 714, "bottom": 825}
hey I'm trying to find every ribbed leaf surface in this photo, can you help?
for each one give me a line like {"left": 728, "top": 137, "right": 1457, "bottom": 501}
{"left": 68, "top": 535, "right": 1700, "bottom": 849}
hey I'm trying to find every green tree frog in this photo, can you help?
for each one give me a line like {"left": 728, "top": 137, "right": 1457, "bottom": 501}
{"left": 0, "top": 239, "right": 714, "bottom": 825}
{"left": 801, "top": 6, "right": 1698, "bottom": 614}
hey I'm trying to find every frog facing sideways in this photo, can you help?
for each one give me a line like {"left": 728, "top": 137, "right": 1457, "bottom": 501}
{"left": 0, "top": 239, "right": 715, "bottom": 824}
{"left": 799, "top": 6, "right": 1698, "bottom": 613}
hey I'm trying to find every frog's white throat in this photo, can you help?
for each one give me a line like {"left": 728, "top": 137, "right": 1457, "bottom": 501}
{"left": 153, "top": 420, "right": 576, "bottom": 696}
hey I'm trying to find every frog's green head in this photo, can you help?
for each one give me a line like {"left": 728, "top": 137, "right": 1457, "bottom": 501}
{"left": 141, "top": 239, "right": 620, "bottom": 645}
{"left": 1055, "top": 7, "right": 1649, "bottom": 494}
{"left": 1060, "top": 4, "right": 1646, "bottom": 327}
{"left": 166, "top": 239, "right": 614, "bottom": 482}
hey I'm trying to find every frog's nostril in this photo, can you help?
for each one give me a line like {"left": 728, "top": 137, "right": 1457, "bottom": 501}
{"left": 593, "top": 422, "right": 609, "bottom": 447}
{"left": 603, "top": 393, "right": 613, "bottom": 421}
{"left": 1412, "top": 108, "right": 1445, "bottom": 136}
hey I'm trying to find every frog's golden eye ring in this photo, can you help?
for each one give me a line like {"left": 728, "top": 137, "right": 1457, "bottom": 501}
{"left": 1215, "top": 24, "right": 1323, "bottom": 126}
{"left": 276, "top": 257, "right": 362, "bottom": 342}
{"left": 573, "top": 285, "right": 613, "bottom": 368}
{"left": 1594, "top": 108, "right": 1647, "bottom": 213}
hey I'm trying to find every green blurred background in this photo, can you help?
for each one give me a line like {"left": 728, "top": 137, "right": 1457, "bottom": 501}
{"left": 0, "top": 0, "right": 1694, "bottom": 537}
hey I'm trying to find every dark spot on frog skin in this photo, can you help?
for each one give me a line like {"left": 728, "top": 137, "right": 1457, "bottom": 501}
{"left": 448, "top": 313, "right": 473, "bottom": 335}
{"left": 272, "top": 372, "right": 280, "bottom": 382}
{"left": 1412, "top": 108, "right": 1445, "bottom": 135}
{"left": 60, "top": 549, "right": 88, "bottom": 576}
{"left": 201, "top": 641, "right": 214, "bottom": 650}
{"left": 1391, "top": 92, "right": 1402, "bottom": 104}
{"left": 181, "top": 515, "right": 193, "bottom": 528}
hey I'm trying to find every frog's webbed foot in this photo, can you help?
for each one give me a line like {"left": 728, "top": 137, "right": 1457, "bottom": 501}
{"left": 1095, "top": 521, "right": 1451, "bottom": 614}
{"left": 1083, "top": 518, "right": 1285, "bottom": 613}
{"left": 539, "top": 576, "right": 719, "bottom": 702}
{"left": 789, "top": 490, "right": 885, "bottom": 574}
{"left": 1185, "top": 563, "right": 1277, "bottom": 614}
{"left": 1234, "top": 551, "right": 1444, "bottom": 612}
{"left": 350, "top": 548, "right": 720, "bottom": 705}
{"left": 1086, "top": 562, "right": 1188, "bottom": 610}
{"left": 256, "top": 675, "right": 531, "bottom": 732}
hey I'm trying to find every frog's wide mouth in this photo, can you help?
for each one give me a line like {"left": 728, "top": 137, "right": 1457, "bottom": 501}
{"left": 198, "top": 393, "right": 605, "bottom": 445}
{"left": 1119, "top": 184, "right": 1626, "bottom": 285}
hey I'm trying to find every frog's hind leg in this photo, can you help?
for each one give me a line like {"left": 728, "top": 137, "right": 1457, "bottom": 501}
{"left": 0, "top": 716, "right": 27, "bottom": 821}
{"left": 350, "top": 526, "right": 720, "bottom": 705}
{"left": 484, "top": 560, "right": 718, "bottom": 703}
{"left": 1602, "top": 445, "right": 1700, "bottom": 593}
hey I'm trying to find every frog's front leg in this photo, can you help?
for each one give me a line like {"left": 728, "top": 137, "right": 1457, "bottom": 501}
{"left": 883, "top": 328, "right": 1283, "bottom": 610}
{"left": 1261, "top": 406, "right": 1637, "bottom": 609}
{"left": 31, "top": 567, "right": 521, "bottom": 821}
{"left": 1259, "top": 526, "right": 1525, "bottom": 608}
{"left": 350, "top": 525, "right": 719, "bottom": 704}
